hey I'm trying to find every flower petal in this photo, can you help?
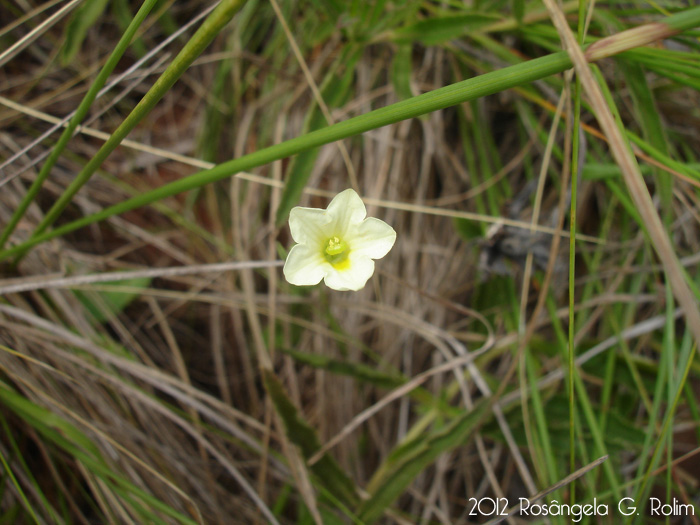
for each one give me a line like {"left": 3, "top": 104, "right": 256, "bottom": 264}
{"left": 349, "top": 217, "right": 396, "bottom": 259}
{"left": 283, "top": 244, "right": 328, "bottom": 286}
{"left": 289, "top": 207, "right": 331, "bottom": 245}
{"left": 326, "top": 189, "right": 367, "bottom": 236}
{"left": 323, "top": 254, "right": 375, "bottom": 291}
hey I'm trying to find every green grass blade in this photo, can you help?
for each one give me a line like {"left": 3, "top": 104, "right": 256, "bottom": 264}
{"left": 0, "top": 381, "right": 198, "bottom": 524}
{"left": 17, "top": 0, "right": 247, "bottom": 256}
{"left": 73, "top": 277, "right": 151, "bottom": 323}
{"left": 6, "top": 5, "right": 698, "bottom": 262}
{"left": 0, "top": 407, "right": 59, "bottom": 522}
{"left": 390, "top": 43, "right": 413, "bottom": 101}
{"left": 0, "top": 445, "right": 40, "bottom": 524}
{"left": 0, "top": 0, "right": 159, "bottom": 250}
{"left": 279, "top": 347, "right": 404, "bottom": 389}
{"left": 262, "top": 370, "right": 359, "bottom": 508}
{"left": 618, "top": 58, "right": 672, "bottom": 215}
{"left": 357, "top": 400, "right": 489, "bottom": 524}
{"left": 59, "top": 0, "right": 110, "bottom": 65}
{"left": 526, "top": 352, "right": 558, "bottom": 487}
{"left": 630, "top": 337, "right": 696, "bottom": 522}
{"left": 0, "top": 50, "right": 574, "bottom": 261}
{"left": 391, "top": 13, "right": 501, "bottom": 45}
{"left": 275, "top": 45, "right": 362, "bottom": 226}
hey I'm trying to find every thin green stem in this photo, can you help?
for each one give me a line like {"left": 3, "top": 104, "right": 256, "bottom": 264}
{"left": 18, "top": 0, "right": 247, "bottom": 253}
{"left": 4, "top": 6, "right": 700, "bottom": 261}
{"left": 0, "top": 439, "right": 40, "bottom": 523}
{"left": 0, "top": 51, "right": 572, "bottom": 261}
{"left": 567, "top": 0, "right": 586, "bottom": 504}
{"left": 630, "top": 340, "right": 696, "bottom": 523}
{"left": 0, "top": 0, "right": 159, "bottom": 250}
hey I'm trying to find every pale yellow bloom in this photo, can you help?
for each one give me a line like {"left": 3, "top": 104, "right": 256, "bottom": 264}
{"left": 283, "top": 189, "right": 396, "bottom": 291}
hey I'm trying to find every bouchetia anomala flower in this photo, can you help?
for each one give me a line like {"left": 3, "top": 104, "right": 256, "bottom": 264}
{"left": 283, "top": 189, "right": 396, "bottom": 291}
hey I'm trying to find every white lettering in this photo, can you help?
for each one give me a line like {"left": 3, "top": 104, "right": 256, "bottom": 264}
{"left": 477, "top": 497, "right": 496, "bottom": 516}
{"left": 650, "top": 498, "right": 695, "bottom": 516}
{"left": 514, "top": 497, "right": 611, "bottom": 521}
{"left": 571, "top": 503, "right": 582, "bottom": 522}
{"left": 619, "top": 497, "right": 636, "bottom": 516}
{"left": 680, "top": 502, "right": 695, "bottom": 516}
{"left": 549, "top": 500, "right": 561, "bottom": 516}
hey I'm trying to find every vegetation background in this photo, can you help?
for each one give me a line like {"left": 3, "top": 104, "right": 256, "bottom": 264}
{"left": 1, "top": 0, "right": 699, "bottom": 523}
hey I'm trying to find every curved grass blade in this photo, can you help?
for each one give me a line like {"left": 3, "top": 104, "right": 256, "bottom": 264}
{"left": 262, "top": 370, "right": 359, "bottom": 509}
{"left": 0, "top": 50, "right": 573, "bottom": 261}
{"left": 357, "top": 400, "right": 489, "bottom": 524}
{"left": 3, "top": 6, "right": 699, "bottom": 261}
{"left": 0, "top": 381, "right": 199, "bottom": 524}
{"left": 73, "top": 277, "right": 151, "bottom": 323}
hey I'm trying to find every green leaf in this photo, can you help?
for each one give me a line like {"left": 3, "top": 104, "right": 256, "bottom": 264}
{"left": 60, "top": 0, "right": 110, "bottom": 65}
{"left": 110, "top": 0, "right": 147, "bottom": 57}
{"left": 603, "top": 410, "right": 647, "bottom": 449}
{"left": 393, "top": 13, "right": 501, "bottom": 45}
{"left": 279, "top": 347, "right": 404, "bottom": 389}
{"left": 262, "top": 370, "right": 359, "bottom": 507}
{"left": 357, "top": 400, "right": 489, "bottom": 523}
{"left": 513, "top": 0, "right": 524, "bottom": 24}
{"left": 74, "top": 277, "right": 151, "bottom": 323}
{"left": 390, "top": 44, "right": 413, "bottom": 101}
{"left": 275, "top": 46, "right": 362, "bottom": 226}
{"left": 452, "top": 216, "right": 484, "bottom": 241}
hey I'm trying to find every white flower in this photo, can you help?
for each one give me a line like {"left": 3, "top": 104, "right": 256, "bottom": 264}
{"left": 283, "top": 189, "right": 396, "bottom": 291}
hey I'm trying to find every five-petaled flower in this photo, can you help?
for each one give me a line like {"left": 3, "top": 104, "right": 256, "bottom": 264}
{"left": 283, "top": 189, "right": 396, "bottom": 291}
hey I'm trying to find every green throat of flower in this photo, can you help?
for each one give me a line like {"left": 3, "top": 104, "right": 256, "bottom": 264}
{"left": 323, "top": 236, "right": 350, "bottom": 269}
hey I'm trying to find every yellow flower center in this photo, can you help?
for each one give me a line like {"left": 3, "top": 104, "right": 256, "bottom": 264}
{"left": 323, "top": 236, "right": 350, "bottom": 269}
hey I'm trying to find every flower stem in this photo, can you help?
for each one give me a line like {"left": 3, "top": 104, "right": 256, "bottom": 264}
{"left": 3, "top": 6, "right": 700, "bottom": 261}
